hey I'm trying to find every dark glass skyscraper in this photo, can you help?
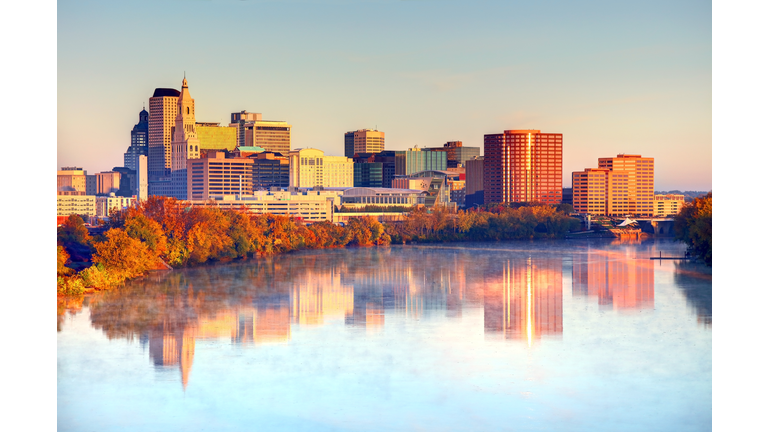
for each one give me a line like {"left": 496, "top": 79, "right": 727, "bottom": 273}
{"left": 124, "top": 109, "right": 149, "bottom": 172}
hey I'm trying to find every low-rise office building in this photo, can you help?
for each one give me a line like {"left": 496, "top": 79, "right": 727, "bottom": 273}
{"left": 339, "top": 187, "right": 427, "bottom": 208}
{"left": 653, "top": 194, "right": 685, "bottom": 216}
{"left": 187, "top": 151, "right": 254, "bottom": 201}
{"left": 95, "top": 195, "right": 136, "bottom": 217}
{"left": 57, "top": 194, "right": 96, "bottom": 217}
{"left": 288, "top": 148, "right": 353, "bottom": 188}
{"left": 192, "top": 189, "right": 344, "bottom": 222}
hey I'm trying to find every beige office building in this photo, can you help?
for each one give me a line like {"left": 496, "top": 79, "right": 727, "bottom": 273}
{"left": 57, "top": 195, "right": 96, "bottom": 217}
{"left": 187, "top": 152, "right": 254, "bottom": 201}
{"left": 288, "top": 148, "right": 353, "bottom": 188}
{"left": 190, "top": 190, "right": 343, "bottom": 222}
{"left": 344, "top": 129, "right": 385, "bottom": 158}
{"left": 57, "top": 167, "right": 87, "bottom": 193}
{"left": 96, "top": 171, "right": 121, "bottom": 195}
{"left": 148, "top": 88, "right": 180, "bottom": 179}
{"left": 572, "top": 154, "right": 655, "bottom": 217}
{"left": 230, "top": 111, "right": 291, "bottom": 154}
{"left": 96, "top": 195, "right": 137, "bottom": 218}
{"left": 653, "top": 194, "right": 685, "bottom": 216}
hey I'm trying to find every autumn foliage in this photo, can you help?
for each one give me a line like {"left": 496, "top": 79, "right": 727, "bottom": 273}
{"left": 57, "top": 196, "right": 578, "bottom": 295}
{"left": 674, "top": 192, "right": 712, "bottom": 265}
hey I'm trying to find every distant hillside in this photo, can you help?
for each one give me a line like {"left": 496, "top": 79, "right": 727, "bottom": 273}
{"left": 655, "top": 190, "right": 710, "bottom": 202}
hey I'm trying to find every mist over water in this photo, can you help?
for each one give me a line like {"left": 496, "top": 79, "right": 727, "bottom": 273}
{"left": 57, "top": 239, "right": 711, "bottom": 432}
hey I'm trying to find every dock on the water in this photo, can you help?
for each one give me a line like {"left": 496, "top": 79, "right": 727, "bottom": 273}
{"left": 649, "top": 252, "right": 692, "bottom": 260}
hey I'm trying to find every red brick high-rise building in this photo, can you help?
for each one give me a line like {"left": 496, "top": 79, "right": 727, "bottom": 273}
{"left": 483, "top": 130, "right": 562, "bottom": 205}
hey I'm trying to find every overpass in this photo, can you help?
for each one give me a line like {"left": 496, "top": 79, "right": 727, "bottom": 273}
{"left": 635, "top": 218, "right": 676, "bottom": 236}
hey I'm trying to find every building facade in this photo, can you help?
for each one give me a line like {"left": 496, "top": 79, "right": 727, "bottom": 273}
{"left": 148, "top": 88, "right": 180, "bottom": 180}
{"left": 191, "top": 190, "right": 343, "bottom": 222}
{"left": 187, "top": 151, "right": 254, "bottom": 201}
{"left": 251, "top": 152, "right": 290, "bottom": 190}
{"left": 57, "top": 167, "right": 87, "bottom": 194}
{"left": 425, "top": 141, "right": 481, "bottom": 168}
{"left": 653, "top": 194, "right": 685, "bottom": 216}
{"left": 124, "top": 108, "right": 149, "bottom": 171}
{"left": 96, "top": 195, "right": 136, "bottom": 218}
{"left": 572, "top": 154, "right": 654, "bottom": 217}
{"left": 288, "top": 148, "right": 353, "bottom": 188}
{"left": 196, "top": 122, "right": 237, "bottom": 151}
{"left": 230, "top": 111, "right": 291, "bottom": 154}
{"left": 169, "top": 77, "right": 201, "bottom": 200}
{"left": 395, "top": 147, "right": 447, "bottom": 176}
{"left": 344, "top": 129, "right": 385, "bottom": 158}
{"left": 96, "top": 171, "right": 121, "bottom": 195}
{"left": 483, "top": 130, "right": 563, "bottom": 205}
{"left": 57, "top": 195, "right": 96, "bottom": 217}
{"left": 465, "top": 156, "right": 484, "bottom": 208}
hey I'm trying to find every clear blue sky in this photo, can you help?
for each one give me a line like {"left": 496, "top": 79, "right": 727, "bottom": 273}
{"left": 57, "top": 0, "right": 711, "bottom": 190}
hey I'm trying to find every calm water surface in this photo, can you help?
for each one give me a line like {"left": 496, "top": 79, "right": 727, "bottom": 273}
{"left": 57, "top": 239, "right": 712, "bottom": 431}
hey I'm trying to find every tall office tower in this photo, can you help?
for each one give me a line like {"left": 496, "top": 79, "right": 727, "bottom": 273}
{"left": 426, "top": 141, "right": 481, "bottom": 168}
{"left": 148, "top": 88, "right": 180, "bottom": 180}
{"left": 230, "top": 110, "right": 291, "bottom": 153}
{"left": 124, "top": 109, "right": 149, "bottom": 171}
{"left": 571, "top": 154, "right": 654, "bottom": 217}
{"left": 288, "top": 148, "right": 353, "bottom": 188}
{"left": 483, "top": 130, "right": 562, "bottom": 205}
{"left": 395, "top": 146, "right": 447, "bottom": 176}
{"left": 196, "top": 122, "right": 237, "bottom": 152}
{"left": 344, "top": 129, "right": 385, "bottom": 158}
{"left": 465, "top": 156, "right": 484, "bottom": 208}
{"left": 169, "top": 77, "right": 201, "bottom": 200}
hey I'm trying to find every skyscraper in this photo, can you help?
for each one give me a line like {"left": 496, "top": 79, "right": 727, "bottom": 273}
{"left": 344, "top": 129, "right": 385, "bottom": 158}
{"left": 169, "top": 77, "right": 200, "bottom": 200}
{"left": 483, "top": 129, "right": 562, "bottom": 205}
{"left": 425, "top": 141, "right": 481, "bottom": 168}
{"left": 148, "top": 88, "right": 180, "bottom": 181}
{"left": 124, "top": 109, "right": 149, "bottom": 171}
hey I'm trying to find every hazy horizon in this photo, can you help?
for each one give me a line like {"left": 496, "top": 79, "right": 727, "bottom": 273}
{"left": 57, "top": 0, "right": 712, "bottom": 190}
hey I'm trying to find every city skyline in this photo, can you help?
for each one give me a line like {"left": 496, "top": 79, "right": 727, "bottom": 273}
{"left": 58, "top": 0, "right": 711, "bottom": 190}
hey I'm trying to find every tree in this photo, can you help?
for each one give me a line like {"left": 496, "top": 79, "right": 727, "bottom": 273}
{"left": 57, "top": 214, "right": 90, "bottom": 246}
{"left": 57, "top": 246, "right": 73, "bottom": 276}
{"left": 124, "top": 214, "right": 167, "bottom": 255}
{"left": 674, "top": 192, "right": 712, "bottom": 265}
{"left": 93, "top": 228, "right": 155, "bottom": 280}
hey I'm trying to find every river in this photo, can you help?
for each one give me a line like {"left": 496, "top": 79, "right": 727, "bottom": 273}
{"left": 57, "top": 238, "right": 712, "bottom": 431}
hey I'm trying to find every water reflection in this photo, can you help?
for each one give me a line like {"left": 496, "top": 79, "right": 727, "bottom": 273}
{"left": 673, "top": 261, "right": 712, "bottom": 326}
{"left": 70, "top": 244, "right": 683, "bottom": 389}
{"left": 483, "top": 257, "right": 563, "bottom": 345}
{"left": 572, "top": 248, "right": 655, "bottom": 311}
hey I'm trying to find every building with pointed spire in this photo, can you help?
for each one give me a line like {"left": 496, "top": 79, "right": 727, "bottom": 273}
{"left": 169, "top": 77, "right": 201, "bottom": 199}
{"left": 124, "top": 108, "right": 149, "bottom": 172}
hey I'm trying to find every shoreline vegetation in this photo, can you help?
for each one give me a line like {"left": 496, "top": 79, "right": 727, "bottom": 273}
{"left": 57, "top": 197, "right": 580, "bottom": 295}
{"left": 674, "top": 192, "right": 713, "bottom": 266}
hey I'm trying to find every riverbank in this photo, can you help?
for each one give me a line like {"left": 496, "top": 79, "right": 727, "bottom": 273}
{"left": 58, "top": 197, "right": 582, "bottom": 296}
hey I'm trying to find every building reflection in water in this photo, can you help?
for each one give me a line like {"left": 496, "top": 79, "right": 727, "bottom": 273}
{"left": 572, "top": 248, "right": 655, "bottom": 311}
{"left": 483, "top": 257, "right": 563, "bottom": 346}
{"left": 89, "top": 249, "right": 564, "bottom": 388}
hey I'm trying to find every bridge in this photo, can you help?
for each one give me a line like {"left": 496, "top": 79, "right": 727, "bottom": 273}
{"left": 635, "top": 218, "right": 675, "bottom": 236}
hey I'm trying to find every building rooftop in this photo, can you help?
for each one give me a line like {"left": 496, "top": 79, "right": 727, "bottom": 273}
{"left": 152, "top": 88, "right": 180, "bottom": 98}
